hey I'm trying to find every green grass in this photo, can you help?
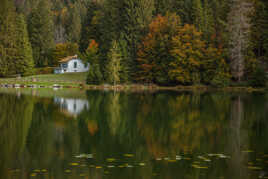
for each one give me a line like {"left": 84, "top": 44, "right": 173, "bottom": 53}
{"left": 0, "top": 72, "right": 87, "bottom": 86}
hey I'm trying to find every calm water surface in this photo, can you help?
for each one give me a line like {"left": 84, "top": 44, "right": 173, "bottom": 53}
{"left": 0, "top": 89, "right": 268, "bottom": 179}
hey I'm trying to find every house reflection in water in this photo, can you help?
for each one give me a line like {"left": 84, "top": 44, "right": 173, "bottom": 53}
{"left": 54, "top": 97, "right": 89, "bottom": 118}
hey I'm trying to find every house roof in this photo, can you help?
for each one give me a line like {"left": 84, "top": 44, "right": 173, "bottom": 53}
{"left": 59, "top": 55, "right": 78, "bottom": 63}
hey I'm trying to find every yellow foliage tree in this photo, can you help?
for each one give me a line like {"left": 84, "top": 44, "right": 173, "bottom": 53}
{"left": 169, "top": 24, "right": 205, "bottom": 85}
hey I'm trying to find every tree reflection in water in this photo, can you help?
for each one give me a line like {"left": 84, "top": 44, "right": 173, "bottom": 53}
{"left": 0, "top": 90, "right": 267, "bottom": 179}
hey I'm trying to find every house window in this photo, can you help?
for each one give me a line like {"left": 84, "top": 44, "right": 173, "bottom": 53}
{"left": 74, "top": 61, "right": 77, "bottom": 68}
{"left": 84, "top": 63, "right": 88, "bottom": 68}
{"left": 62, "top": 63, "right": 68, "bottom": 68}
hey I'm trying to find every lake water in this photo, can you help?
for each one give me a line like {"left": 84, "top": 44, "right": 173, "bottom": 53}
{"left": 0, "top": 89, "right": 268, "bottom": 179}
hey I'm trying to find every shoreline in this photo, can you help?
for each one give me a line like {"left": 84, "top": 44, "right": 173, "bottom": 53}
{"left": 0, "top": 82, "right": 267, "bottom": 92}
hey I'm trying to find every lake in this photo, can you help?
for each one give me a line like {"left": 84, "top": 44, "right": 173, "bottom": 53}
{"left": 0, "top": 89, "right": 267, "bottom": 179}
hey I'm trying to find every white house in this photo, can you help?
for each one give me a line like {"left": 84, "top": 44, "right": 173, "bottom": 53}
{"left": 54, "top": 55, "right": 89, "bottom": 74}
{"left": 54, "top": 97, "right": 90, "bottom": 117}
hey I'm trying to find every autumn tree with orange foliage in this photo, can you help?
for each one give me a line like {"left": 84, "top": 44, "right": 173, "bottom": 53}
{"left": 137, "top": 13, "right": 181, "bottom": 85}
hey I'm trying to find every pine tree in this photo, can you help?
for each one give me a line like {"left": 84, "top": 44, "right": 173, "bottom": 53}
{"left": 0, "top": 0, "right": 18, "bottom": 76}
{"left": 28, "top": 0, "right": 54, "bottom": 67}
{"left": 250, "top": 0, "right": 268, "bottom": 64}
{"left": 192, "top": 0, "right": 204, "bottom": 32}
{"left": 202, "top": 0, "right": 215, "bottom": 43}
{"left": 106, "top": 41, "right": 122, "bottom": 85}
{"left": 15, "top": 14, "right": 34, "bottom": 76}
{"left": 66, "top": 2, "right": 82, "bottom": 43}
{"left": 85, "top": 40, "right": 103, "bottom": 85}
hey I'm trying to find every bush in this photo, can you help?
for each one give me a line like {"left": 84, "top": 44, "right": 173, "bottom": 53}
{"left": 35, "top": 67, "right": 54, "bottom": 75}
{"left": 211, "top": 74, "right": 230, "bottom": 88}
{"left": 249, "top": 66, "right": 267, "bottom": 87}
{"left": 87, "top": 64, "right": 103, "bottom": 85}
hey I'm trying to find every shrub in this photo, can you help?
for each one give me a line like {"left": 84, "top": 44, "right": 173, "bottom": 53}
{"left": 35, "top": 67, "right": 54, "bottom": 75}
{"left": 249, "top": 66, "right": 267, "bottom": 87}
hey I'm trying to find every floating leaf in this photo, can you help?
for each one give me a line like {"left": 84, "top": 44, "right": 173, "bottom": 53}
{"left": 33, "top": 169, "right": 40, "bottom": 173}
{"left": 79, "top": 174, "right": 86, "bottom": 177}
{"left": 30, "top": 173, "right": 37, "bottom": 177}
{"left": 70, "top": 163, "right": 79, "bottom": 166}
{"left": 139, "top": 163, "right": 146, "bottom": 166}
{"left": 247, "top": 166, "right": 262, "bottom": 170}
{"left": 124, "top": 154, "right": 134, "bottom": 157}
{"left": 96, "top": 166, "right": 102, "bottom": 169}
{"left": 65, "top": 169, "right": 71, "bottom": 173}
{"left": 107, "top": 165, "right": 115, "bottom": 168}
{"left": 80, "top": 164, "right": 87, "bottom": 167}
{"left": 106, "top": 158, "right": 116, "bottom": 162}
{"left": 89, "top": 165, "right": 95, "bottom": 168}
{"left": 184, "top": 157, "right": 191, "bottom": 160}
{"left": 192, "top": 164, "right": 208, "bottom": 169}
{"left": 118, "top": 165, "right": 125, "bottom": 168}
{"left": 242, "top": 150, "right": 254, "bottom": 153}
{"left": 176, "top": 156, "right": 182, "bottom": 160}
{"left": 248, "top": 162, "right": 253, "bottom": 165}
{"left": 156, "top": 158, "right": 162, "bottom": 161}
{"left": 41, "top": 169, "right": 47, "bottom": 172}
{"left": 75, "top": 154, "right": 93, "bottom": 159}
{"left": 198, "top": 156, "right": 211, "bottom": 162}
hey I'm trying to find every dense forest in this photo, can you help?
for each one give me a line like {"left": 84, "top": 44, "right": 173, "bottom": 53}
{"left": 0, "top": 0, "right": 267, "bottom": 87}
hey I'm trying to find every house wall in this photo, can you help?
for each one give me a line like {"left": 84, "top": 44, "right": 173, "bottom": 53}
{"left": 63, "top": 58, "right": 89, "bottom": 73}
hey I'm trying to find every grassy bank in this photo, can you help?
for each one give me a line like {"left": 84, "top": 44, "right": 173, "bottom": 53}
{"left": 0, "top": 72, "right": 87, "bottom": 88}
{"left": 0, "top": 72, "right": 267, "bottom": 92}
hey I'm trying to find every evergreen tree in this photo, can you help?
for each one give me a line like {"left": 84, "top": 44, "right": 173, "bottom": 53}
{"left": 202, "top": 0, "right": 215, "bottom": 43}
{"left": 85, "top": 40, "right": 103, "bottom": 85}
{"left": 28, "top": 0, "right": 54, "bottom": 67}
{"left": 79, "top": 1, "right": 100, "bottom": 52}
{"left": 15, "top": 14, "right": 34, "bottom": 76}
{"left": 192, "top": 0, "right": 204, "bottom": 32}
{"left": 0, "top": 0, "right": 18, "bottom": 76}
{"left": 66, "top": 2, "right": 82, "bottom": 43}
{"left": 250, "top": 0, "right": 268, "bottom": 64}
{"left": 106, "top": 41, "right": 122, "bottom": 85}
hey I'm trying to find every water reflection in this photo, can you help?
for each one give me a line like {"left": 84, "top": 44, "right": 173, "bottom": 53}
{"left": 0, "top": 90, "right": 267, "bottom": 179}
{"left": 54, "top": 97, "right": 89, "bottom": 117}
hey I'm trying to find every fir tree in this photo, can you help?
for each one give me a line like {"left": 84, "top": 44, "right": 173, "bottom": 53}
{"left": 15, "top": 14, "right": 34, "bottom": 76}
{"left": 192, "top": 0, "right": 204, "bottom": 32}
{"left": 66, "top": 2, "right": 82, "bottom": 43}
{"left": 0, "top": 0, "right": 18, "bottom": 76}
{"left": 28, "top": 0, "right": 54, "bottom": 67}
{"left": 106, "top": 41, "right": 122, "bottom": 85}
